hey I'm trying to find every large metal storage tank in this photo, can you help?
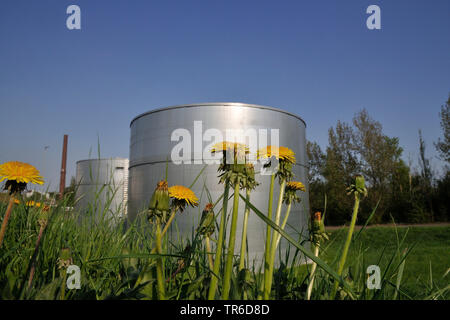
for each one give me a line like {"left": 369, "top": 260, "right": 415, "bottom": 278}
{"left": 75, "top": 158, "right": 129, "bottom": 221}
{"left": 128, "top": 103, "right": 309, "bottom": 264}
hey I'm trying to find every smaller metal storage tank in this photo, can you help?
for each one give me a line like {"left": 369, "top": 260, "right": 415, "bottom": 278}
{"left": 75, "top": 158, "right": 129, "bottom": 221}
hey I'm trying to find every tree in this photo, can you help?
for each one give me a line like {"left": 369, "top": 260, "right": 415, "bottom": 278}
{"left": 306, "top": 141, "right": 326, "bottom": 215}
{"left": 306, "top": 140, "right": 325, "bottom": 184}
{"left": 351, "top": 109, "right": 403, "bottom": 222}
{"left": 435, "top": 95, "right": 450, "bottom": 164}
{"left": 418, "top": 130, "right": 435, "bottom": 221}
{"left": 418, "top": 130, "right": 433, "bottom": 187}
{"left": 352, "top": 109, "right": 403, "bottom": 189}
{"left": 324, "top": 120, "right": 360, "bottom": 185}
{"left": 389, "top": 159, "right": 413, "bottom": 222}
{"left": 307, "top": 108, "right": 447, "bottom": 225}
{"left": 322, "top": 121, "right": 360, "bottom": 224}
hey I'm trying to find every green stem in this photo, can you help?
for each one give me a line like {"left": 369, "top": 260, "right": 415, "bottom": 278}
{"left": 222, "top": 177, "right": 241, "bottom": 300}
{"left": 0, "top": 193, "right": 16, "bottom": 248}
{"left": 264, "top": 178, "right": 286, "bottom": 299}
{"left": 238, "top": 189, "right": 251, "bottom": 271}
{"left": 207, "top": 180, "right": 230, "bottom": 300}
{"left": 155, "top": 218, "right": 166, "bottom": 300}
{"left": 306, "top": 243, "right": 319, "bottom": 300}
{"left": 273, "top": 199, "right": 292, "bottom": 250}
{"left": 150, "top": 207, "right": 177, "bottom": 254}
{"left": 205, "top": 236, "right": 214, "bottom": 270}
{"left": 331, "top": 192, "right": 360, "bottom": 299}
{"left": 161, "top": 207, "right": 177, "bottom": 238}
{"left": 259, "top": 174, "right": 275, "bottom": 299}
{"left": 60, "top": 269, "right": 67, "bottom": 300}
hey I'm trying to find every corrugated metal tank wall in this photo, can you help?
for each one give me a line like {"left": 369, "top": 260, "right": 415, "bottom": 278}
{"left": 128, "top": 103, "right": 309, "bottom": 264}
{"left": 75, "top": 158, "right": 129, "bottom": 221}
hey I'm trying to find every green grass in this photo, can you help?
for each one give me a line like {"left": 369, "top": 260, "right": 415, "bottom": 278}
{"left": 1, "top": 190, "right": 449, "bottom": 300}
{"left": 319, "top": 225, "right": 450, "bottom": 299}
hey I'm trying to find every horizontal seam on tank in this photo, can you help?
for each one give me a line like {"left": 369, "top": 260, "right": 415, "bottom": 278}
{"left": 76, "top": 159, "right": 128, "bottom": 164}
{"left": 128, "top": 160, "right": 310, "bottom": 170}
{"left": 76, "top": 184, "right": 124, "bottom": 186}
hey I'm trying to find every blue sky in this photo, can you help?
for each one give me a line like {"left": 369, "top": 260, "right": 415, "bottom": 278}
{"left": 0, "top": 0, "right": 449, "bottom": 191}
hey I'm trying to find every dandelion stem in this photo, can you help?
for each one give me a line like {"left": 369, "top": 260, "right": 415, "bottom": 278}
{"left": 274, "top": 199, "right": 292, "bottom": 250}
{"left": 60, "top": 269, "right": 67, "bottom": 300}
{"left": 207, "top": 180, "right": 230, "bottom": 300}
{"left": 331, "top": 192, "right": 360, "bottom": 299}
{"left": 161, "top": 207, "right": 177, "bottom": 238}
{"left": 260, "top": 173, "right": 275, "bottom": 299}
{"left": 149, "top": 207, "right": 178, "bottom": 255}
{"left": 222, "top": 177, "right": 241, "bottom": 300}
{"left": 0, "top": 193, "right": 16, "bottom": 248}
{"left": 205, "top": 236, "right": 214, "bottom": 270}
{"left": 306, "top": 243, "right": 319, "bottom": 300}
{"left": 155, "top": 217, "right": 166, "bottom": 300}
{"left": 238, "top": 189, "right": 251, "bottom": 271}
{"left": 264, "top": 178, "right": 286, "bottom": 299}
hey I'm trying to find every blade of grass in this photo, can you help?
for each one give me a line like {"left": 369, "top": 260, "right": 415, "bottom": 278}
{"left": 353, "top": 199, "right": 380, "bottom": 242}
{"left": 240, "top": 194, "right": 356, "bottom": 299}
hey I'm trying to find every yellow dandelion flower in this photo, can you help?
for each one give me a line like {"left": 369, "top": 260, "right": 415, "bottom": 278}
{"left": 25, "top": 201, "right": 41, "bottom": 207}
{"left": 210, "top": 141, "right": 250, "bottom": 154}
{"left": 26, "top": 201, "right": 35, "bottom": 207}
{"left": 168, "top": 185, "right": 199, "bottom": 207}
{"left": 257, "top": 146, "right": 296, "bottom": 164}
{"left": 286, "top": 181, "right": 306, "bottom": 192}
{"left": 0, "top": 161, "right": 44, "bottom": 185}
{"left": 283, "top": 181, "right": 305, "bottom": 204}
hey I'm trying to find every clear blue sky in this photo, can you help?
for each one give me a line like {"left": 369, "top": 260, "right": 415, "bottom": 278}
{"left": 1, "top": 0, "right": 449, "bottom": 191}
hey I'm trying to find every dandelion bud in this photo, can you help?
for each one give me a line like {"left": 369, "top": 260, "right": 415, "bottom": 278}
{"left": 346, "top": 175, "right": 368, "bottom": 197}
{"left": 311, "top": 211, "right": 328, "bottom": 243}
{"left": 57, "top": 248, "right": 72, "bottom": 269}
{"left": 312, "top": 211, "right": 321, "bottom": 231}
{"left": 148, "top": 180, "right": 170, "bottom": 220}
{"left": 314, "top": 211, "right": 321, "bottom": 223}
{"left": 38, "top": 207, "right": 49, "bottom": 228}
{"left": 355, "top": 175, "right": 368, "bottom": 197}
{"left": 355, "top": 175, "right": 365, "bottom": 190}
{"left": 197, "top": 203, "right": 215, "bottom": 237}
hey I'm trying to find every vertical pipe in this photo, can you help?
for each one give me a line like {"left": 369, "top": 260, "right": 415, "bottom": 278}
{"left": 59, "top": 134, "right": 68, "bottom": 199}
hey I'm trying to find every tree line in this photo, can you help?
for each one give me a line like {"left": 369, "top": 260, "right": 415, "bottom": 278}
{"left": 307, "top": 95, "right": 450, "bottom": 225}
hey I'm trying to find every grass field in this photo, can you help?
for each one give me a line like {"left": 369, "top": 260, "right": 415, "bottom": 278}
{"left": 0, "top": 192, "right": 448, "bottom": 300}
{"left": 317, "top": 225, "right": 450, "bottom": 299}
